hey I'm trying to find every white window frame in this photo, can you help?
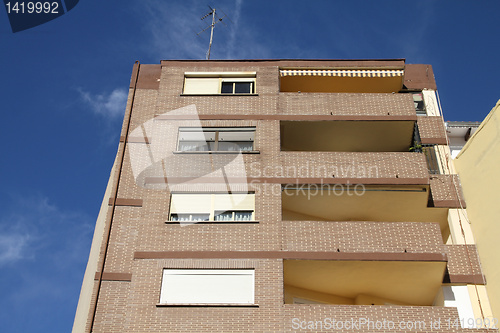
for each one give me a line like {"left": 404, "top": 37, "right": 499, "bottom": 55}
{"left": 159, "top": 269, "right": 255, "bottom": 305}
{"left": 177, "top": 127, "right": 256, "bottom": 152}
{"left": 214, "top": 210, "right": 253, "bottom": 221}
{"left": 412, "top": 92, "right": 427, "bottom": 115}
{"left": 169, "top": 193, "right": 255, "bottom": 223}
{"left": 220, "top": 78, "right": 255, "bottom": 94}
{"left": 169, "top": 213, "right": 210, "bottom": 222}
{"left": 183, "top": 72, "right": 256, "bottom": 95}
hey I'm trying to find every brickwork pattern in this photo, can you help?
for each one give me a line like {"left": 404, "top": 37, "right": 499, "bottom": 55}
{"left": 446, "top": 244, "right": 484, "bottom": 277}
{"left": 92, "top": 259, "right": 493, "bottom": 333}
{"left": 103, "top": 206, "right": 141, "bottom": 273}
{"left": 83, "top": 61, "right": 492, "bottom": 333}
{"left": 92, "top": 281, "right": 131, "bottom": 333}
{"left": 125, "top": 259, "right": 284, "bottom": 333}
{"left": 430, "top": 174, "right": 466, "bottom": 207}
{"left": 102, "top": 178, "right": 287, "bottom": 274}
{"left": 279, "top": 92, "right": 414, "bottom": 116}
{"left": 418, "top": 116, "right": 448, "bottom": 144}
{"left": 283, "top": 304, "right": 496, "bottom": 332}
{"left": 282, "top": 221, "right": 444, "bottom": 253}
{"left": 123, "top": 122, "right": 428, "bottom": 188}
{"left": 157, "top": 65, "right": 278, "bottom": 116}
{"left": 279, "top": 152, "right": 427, "bottom": 180}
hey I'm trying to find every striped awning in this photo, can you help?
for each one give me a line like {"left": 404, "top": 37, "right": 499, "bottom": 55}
{"left": 280, "top": 69, "right": 404, "bottom": 78}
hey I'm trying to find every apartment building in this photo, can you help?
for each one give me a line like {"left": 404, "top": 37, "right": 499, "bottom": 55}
{"left": 446, "top": 121, "right": 481, "bottom": 158}
{"left": 73, "top": 59, "right": 497, "bottom": 332}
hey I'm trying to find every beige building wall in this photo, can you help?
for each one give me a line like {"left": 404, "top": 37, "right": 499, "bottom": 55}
{"left": 72, "top": 159, "right": 118, "bottom": 333}
{"left": 454, "top": 99, "right": 500, "bottom": 319}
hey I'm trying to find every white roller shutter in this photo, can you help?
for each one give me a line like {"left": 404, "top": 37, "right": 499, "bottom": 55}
{"left": 170, "top": 194, "right": 211, "bottom": 214}
{"left": 160, "top": 269, "right": 255, "bottom": 304}
{"left": 178, "top": 131, "right": 216, "bottom": 142}
{"left": 213, "top": 193, "right": 255, "bottom": 211}
{"left": 218, "top": 131, "right": 255, "bottom": 142}
{"left": 183, "top": 78, "right": 219, "bottom": 94}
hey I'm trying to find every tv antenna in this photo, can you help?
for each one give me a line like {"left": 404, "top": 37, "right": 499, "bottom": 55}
{"left": 197, "top": 6, "right": 231, "bottom": 60}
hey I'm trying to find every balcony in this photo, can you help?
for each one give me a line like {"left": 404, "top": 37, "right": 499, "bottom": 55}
{"left": 284, "top": 260, "right": 446, "bottom": 305}
{"left": 278, "top": 151, "right": 428, "bottom": 182}
{"left": 282, "top": 221, "right": 444, "bottom": 254}
{"left": 279, "top": 68, "right": 404, "bottom": 93}
{"left": 282, "top": 184, "right": 450, "bottom": 238}
{"left": 280, "top": 120, "right": 415, "bottom": 152}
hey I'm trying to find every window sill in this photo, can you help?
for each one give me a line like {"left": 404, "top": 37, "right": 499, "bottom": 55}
{"left": 173, "top": 150, "right": 260, "bottom": 154}
{"left": 165, "top": 221, "right": 259, "bottom": 224}
{"left": 156, "top": 303, "right": 259, "bottom": 307}
{"left": 180, "top": 94, "right": 259, "bottom": 97}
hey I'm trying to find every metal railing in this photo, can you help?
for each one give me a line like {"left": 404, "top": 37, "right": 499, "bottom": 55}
{"left": 422, "top": 145, "right": 440, "bottom": 174}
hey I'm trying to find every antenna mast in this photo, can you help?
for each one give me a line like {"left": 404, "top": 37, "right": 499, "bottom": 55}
{"left": 207, "top": 7, "right": 216, "bottom": 60}
{"left": 197, "top": 6, "right": 230, "bottom": 60}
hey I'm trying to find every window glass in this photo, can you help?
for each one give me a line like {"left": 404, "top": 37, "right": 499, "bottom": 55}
{"left": 412, "top": 92, "right": 426, "bottom": 115}
{"left": 178, "top": 141, "right": 214, "bottom": 152}
{"left": 169, "top": 193, "right": 255, "bottom": 222}
{"left": 221, "top": 82, "right": 234, "bottom": 94}
{"left": 178, "top": 128, "right": 255, "bottom": 152}
{"left": 214, "top": 211, "right": 233, "bottom": 221}
{"left": 183, "top": 73, "right": 255, "bottom": 95}
{"left": 235, "top": 82, "right": 252, "bottom": 94}
{"left": 214, "top": 210, "right": 253, "bottom": 221}
{"left": 234, "top": 211, "right": 252, "bottom": 221}
{"left": 218, "top": 141, "right": 253, "bottom": 151}
{"left": 170, "top": 214, "right": 210, "bottom": 222}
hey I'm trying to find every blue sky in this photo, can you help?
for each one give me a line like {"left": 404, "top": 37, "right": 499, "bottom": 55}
{"left": 1, "top": 0, "right": 499, "bottom": 331}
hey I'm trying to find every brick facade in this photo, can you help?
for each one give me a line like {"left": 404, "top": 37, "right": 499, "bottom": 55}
{"left": 76, "top": 60, "right": 494, "bottom": 333}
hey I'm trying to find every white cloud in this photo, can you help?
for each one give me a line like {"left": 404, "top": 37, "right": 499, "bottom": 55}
{"left": 78, "top": 88, "right": 127, "bottom": 118}
{"left": 0, "top": 233, "right": 30, "bottom": 264}
{"left": 0, "top": 194, "right": 95, "bottom": 332}
{"left": 0, "top": 195, "right": 93, "bottom": 267}
{"left": 139, "top": 0, "right": 206, "bottom": 59}
{"left": 137, "top": 0, "right": 272, "bottom": 60}
{"left": 225, "top": 0, "right": 243, "bottom": 59}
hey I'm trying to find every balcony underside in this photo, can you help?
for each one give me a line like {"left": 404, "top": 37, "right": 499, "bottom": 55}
{"left": 284, "top": 260, "right": 446, "bottom": 305}
{"left": 280, "top": 121, "right": 415, "bottom": 152}
{"left": 280, "top": 75, "right": 404, "bottom": 93}
{"left": 282, "top": 185, "right": 449, "bottom": 236}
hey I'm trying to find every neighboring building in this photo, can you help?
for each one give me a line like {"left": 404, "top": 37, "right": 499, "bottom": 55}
{"left": 453, "top": 100, "right": 500, "bottom": 322}
{"left": 73, "top": 59, "right": 497, "bottom": 332}
{"left": 446, "top": 121, "right": 481, "bottom": 158}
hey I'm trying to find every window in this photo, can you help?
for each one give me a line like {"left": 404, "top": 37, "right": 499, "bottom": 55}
{"left": 221, "top": 80, "right": 254, "bottom": 94}
{"left": 412, "top": 92, "right": 426, "bottom": 115}
{"left": 160, "top": 269, "right": 255, "bottom": 305}
{"left": 214, "top": 210, "right": 253, "bottom": 221}
{"left": 183, "top": 72, "right": 256, "bottom": 95}
{"left": 170, "top": 214, "right": 210, "bottom": 222}
{"left": 178, "top": 127, "right": 255, "bottom": 152}
{"left": 169, "top": 193, "right": 255, "bottom": 222}
{"left": 422, "top": 145, "right": 441, "bottom": 174}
